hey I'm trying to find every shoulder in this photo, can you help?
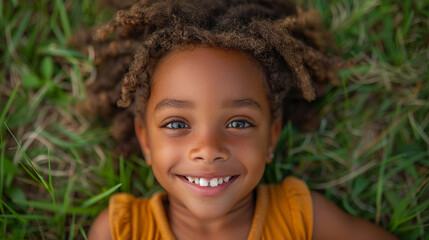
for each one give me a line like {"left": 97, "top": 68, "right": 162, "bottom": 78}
{"left": 280, "top": 176, "right": 310, "bottom": 193}
{"left": 277, "top": 176, "right": 312, "bottom": 206}
{"left": 88, "top": 193, "right": 139, "bottom": 240}
{"left": 268, "top": 177, "right": 312, "bottom": 212}
{"left": 311, "top": 191, "right": 397, "bottom": 240}
{"left": 88, "top": 208, "right": 112, "bottom": 240}
{"left": 264, "top": 177, "right": 313, "bottom": 239}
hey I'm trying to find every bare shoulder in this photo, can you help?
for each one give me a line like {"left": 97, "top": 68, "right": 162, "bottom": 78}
{"left": 311, "top": 191, "right": 397, "bottom": 240}
{"left": 88, "top": 208, "right": 112, "bottom": 240}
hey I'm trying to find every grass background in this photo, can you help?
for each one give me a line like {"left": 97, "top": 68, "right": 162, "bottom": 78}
{"left": 1, "top": 0, "right": 428, "bottom": 239}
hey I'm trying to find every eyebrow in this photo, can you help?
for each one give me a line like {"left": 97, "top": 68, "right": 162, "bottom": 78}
{"left": 154, "top": 98, "right": 194, "bottom": 111}
{"left": 222, "top": 98, "right": 262, "bottom": 112}
{"left": 154, "top": 98, "right": 262, "bottom": 112}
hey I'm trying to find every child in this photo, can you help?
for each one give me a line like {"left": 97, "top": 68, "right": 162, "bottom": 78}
{"left": 82, "top": 0, "right": 397, "bottom": 239}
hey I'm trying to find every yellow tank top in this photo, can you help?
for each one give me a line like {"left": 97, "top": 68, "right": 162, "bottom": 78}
{"left": 109, "top": 176, "right": 313, "bottom": 239}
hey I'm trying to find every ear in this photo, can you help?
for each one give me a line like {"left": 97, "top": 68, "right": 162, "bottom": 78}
{"left": 266, "top": 117, "right": 282, "bottom": 163}
{"left": 134, "top": 118, "right": 152, "bottom": 165}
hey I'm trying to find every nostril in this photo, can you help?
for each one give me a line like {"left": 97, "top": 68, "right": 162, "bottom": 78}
{"left": 189, "top": 153, "right": 229, "bottom": 162}
{"left": 188, "top": 136, "right": 230, "bottom": 162}
{"left": 214, "top": 156, "right": 227, "bottom": 161}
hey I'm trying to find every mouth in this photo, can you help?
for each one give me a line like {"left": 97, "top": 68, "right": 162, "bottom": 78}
{"left": 180, "top": 175, "right": 236, "bottom": 187}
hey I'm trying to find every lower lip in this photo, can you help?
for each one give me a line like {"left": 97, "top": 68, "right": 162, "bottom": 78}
{"left": 179, "top": 176, "right": 236, "bottom": 198}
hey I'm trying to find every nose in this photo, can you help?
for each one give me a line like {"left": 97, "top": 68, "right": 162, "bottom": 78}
{"left": 188, "top": 129, "right": 230, "bottom": 163}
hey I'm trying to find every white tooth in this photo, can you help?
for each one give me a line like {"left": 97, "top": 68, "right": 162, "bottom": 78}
{"left": 218, "top": 178, "right": 223, "bottom": 185}
{"left": 224, "top": 176, "right": 230, "bottom": 182}
{"left": 199, "top": 178, "right": 208, "bottom": 187}
{"left": 195, "top": 178, "right": 200, "bottom": 185}
{"left": 186, "top": 176, "right": 194, "bottom": 183}
{"left": 210, "top": 178, "right": 218, "bottom": 187}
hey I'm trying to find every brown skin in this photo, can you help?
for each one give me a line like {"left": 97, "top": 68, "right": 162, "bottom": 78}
{"left": 136, "top": 46, "right": 279, "bottom": 240}
{"left": 88, "top": 208, "right": 111, "bottom": 240}
{"left": 88, "top": 47, "right": 396, "bottom": 240}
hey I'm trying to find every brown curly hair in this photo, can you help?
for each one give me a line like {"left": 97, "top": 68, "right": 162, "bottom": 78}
{"left": 72, "top": 0, "right": 346, "bottom": 156}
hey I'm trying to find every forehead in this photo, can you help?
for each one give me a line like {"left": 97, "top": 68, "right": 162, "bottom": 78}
{"left": 149, "top": 46, "right": 268, "bottom": 102}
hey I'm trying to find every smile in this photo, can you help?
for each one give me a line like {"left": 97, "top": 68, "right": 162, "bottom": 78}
{"left": 183, "top": 176, "right": 234, "bottom": 187}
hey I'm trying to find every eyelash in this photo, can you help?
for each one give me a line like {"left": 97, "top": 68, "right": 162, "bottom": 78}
{"left": 162, "top": 118, "right": 254, "bottom": 130}
{"left": 163, "top": 121, "right": 190, "bottom": 129}
{"left": 227, "top": 119, "right": 253, "bottom": 128}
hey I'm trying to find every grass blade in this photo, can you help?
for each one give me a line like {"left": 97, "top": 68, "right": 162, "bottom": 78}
{"left": 4, "top": 123, "right": 50, "bottom": 191}
{"left": 54, "top": 0, "right": 71, "bottom": 38}
{"left": 81, "top": 183, "right": 122, "bottom": 208}
{"left": 0, "top": 82, "right": 20, "bottom": 134}
{"left": 0, "top": 198, "right": 27, "bottom": 224}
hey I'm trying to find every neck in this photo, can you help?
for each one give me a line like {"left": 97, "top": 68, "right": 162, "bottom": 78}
{"left": 167, "top": 191, "right": 255, "bottom": 240}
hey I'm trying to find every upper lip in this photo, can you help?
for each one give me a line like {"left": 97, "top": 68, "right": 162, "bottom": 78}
{"left": 177, "top": 173, "right": 237, "bottom": 179}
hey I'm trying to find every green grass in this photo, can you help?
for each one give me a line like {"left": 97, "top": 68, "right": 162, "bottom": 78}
{"left": 1, "top": 0, "right": 428, "bottom": 239}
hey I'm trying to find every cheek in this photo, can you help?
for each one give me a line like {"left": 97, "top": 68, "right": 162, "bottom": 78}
{"left": 149, "top": 140, "right": 183, "bottom": 184}
{"left": 151, "top": 137, "right": 185, "bottom": 163}
{"left": 146, "top": 129, "right": 186, "bottom": 174}
{"left": 244, "top": 125, "right": 271, "bottom": 153}
{"left": 228, "top": 132, "right": 270, "bottom": 164}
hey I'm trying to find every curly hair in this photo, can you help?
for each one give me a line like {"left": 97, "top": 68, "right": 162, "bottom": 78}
{"left": 72, "top": 0, "right": 346, "bottom": 156}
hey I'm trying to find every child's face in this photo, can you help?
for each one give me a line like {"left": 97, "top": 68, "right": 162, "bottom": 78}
{"left": 135, "top": 46, "right": 281, "bottom": 219}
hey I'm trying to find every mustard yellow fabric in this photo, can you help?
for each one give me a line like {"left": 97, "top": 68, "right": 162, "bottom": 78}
{"left": 109, "top": 176, "right": 313, "bottom": 240}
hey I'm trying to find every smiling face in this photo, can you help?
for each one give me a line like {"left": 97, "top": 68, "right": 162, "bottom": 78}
{"left": 135, "top": 46, "right": 281, "bottom": 220}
